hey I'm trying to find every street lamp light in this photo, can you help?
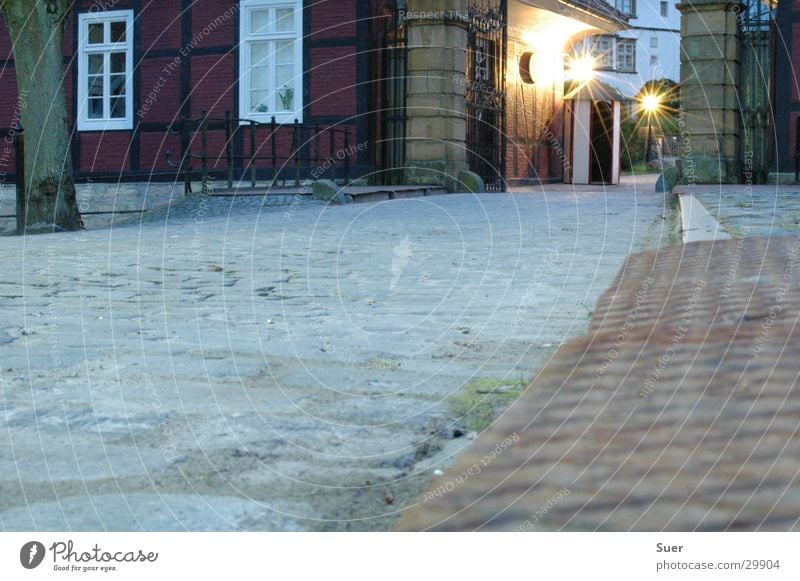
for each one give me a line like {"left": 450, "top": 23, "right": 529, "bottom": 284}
{"left": 640, "top": 93, "right": 662, "bottom": 163}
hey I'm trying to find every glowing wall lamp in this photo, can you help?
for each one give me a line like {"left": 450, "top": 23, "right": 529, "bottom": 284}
{"left": 519, "top": 52, "right": 534, "bottom": 84}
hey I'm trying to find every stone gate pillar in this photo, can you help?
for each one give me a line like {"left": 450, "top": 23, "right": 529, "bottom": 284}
{"left": 677, "top": 0, "right": 742, "bottom": 184}
{"left": 404, "top": 0, "right": 469, "bottom": 188}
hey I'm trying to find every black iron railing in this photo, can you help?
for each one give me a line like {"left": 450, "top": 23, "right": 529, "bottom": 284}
{"left": 659, "top": 134, "right": 682, "bottom": 159}
{"left": 380, "top": 8, "right": 408, "bottom": 186}
{"left": 165, "top": 111, "right": 353, "bottom": 194}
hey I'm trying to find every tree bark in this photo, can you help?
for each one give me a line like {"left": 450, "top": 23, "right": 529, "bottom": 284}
{"left": 1, "top": 0, "right": 83, "bottom": 232}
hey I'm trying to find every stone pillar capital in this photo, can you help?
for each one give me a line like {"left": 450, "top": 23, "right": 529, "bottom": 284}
{"left": 676, "top": 1, "right": 744, "bottom": 15}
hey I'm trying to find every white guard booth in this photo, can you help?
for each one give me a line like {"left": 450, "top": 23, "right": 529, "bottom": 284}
{"left": 563, "top": 81, "right": 623, "bottom": 185}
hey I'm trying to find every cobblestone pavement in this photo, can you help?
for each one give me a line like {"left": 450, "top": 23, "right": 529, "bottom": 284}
{"left": 0, "top": 176, "right": 674, "bottom": 531}
{"left": 398, "top": 237, "right": 800, "bottom": 531}
{"left": 689, "top": 186, "right": 800, "bottom": 238}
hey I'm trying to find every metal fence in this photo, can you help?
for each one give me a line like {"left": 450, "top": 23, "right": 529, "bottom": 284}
{"left": 165, "top": 111, "right": 353, "bottom": 194}
{"left": 379, "top": 8, "right": 408, "bottom": 186}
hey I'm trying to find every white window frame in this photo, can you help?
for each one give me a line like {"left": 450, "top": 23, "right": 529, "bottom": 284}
{"left": 590, "top": 36, "right": 615, "bottom": 69}
{"left": 77, "top": 10, "right": 134, "bottom": 131}
{"left": 617, "top": 39, "right": 636, "bottom": 73}
{"left": 239, "top": 0, "right": 304, "bottom": 124}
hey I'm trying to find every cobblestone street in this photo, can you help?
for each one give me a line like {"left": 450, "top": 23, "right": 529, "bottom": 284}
{"left": 0, "top": 177, "right": 674, "bottom": 531}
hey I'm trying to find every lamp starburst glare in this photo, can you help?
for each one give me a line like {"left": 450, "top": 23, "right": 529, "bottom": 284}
{"left": 567, "top": 54, "right": 596, "bottom": 85}
{"left": 641, "top": 93, "right": 662, "bottom": 114}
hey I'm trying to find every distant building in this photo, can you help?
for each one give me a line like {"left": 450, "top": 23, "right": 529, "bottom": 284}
{"left": 572, "top": 0, "right": 680, "bottom": 99}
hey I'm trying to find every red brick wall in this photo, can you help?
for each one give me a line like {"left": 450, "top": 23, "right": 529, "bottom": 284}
{"left": 310, "top": 47, "right": 358, "bottom": 118}
{"left": 0, "top": 71, "right": 19, "bottom": 129}
{"left": 138, "top": 131, "right": 181, "bottom": 172}
{"left": 140, "top": 2, "right": 183, "bottom": 52}
{"left": 138, "top": 57, "right": 183, "bottom": 124}
{"left": 311, "top": 0, "right": 358, "bottom": 39}
{"left": 191, "top": 1, "right": 238, "bottom": 47}
{"left": 775, "top": 2, "right": 800, "bottom": 171}
{"left": 80, "top": 132, "right": 132, "bottom": 172}
{"left": 504, "top": 80, "right": 564, "bottom": 183}
{"left": 190, "top": 54, "right": 237, "bottom": 118}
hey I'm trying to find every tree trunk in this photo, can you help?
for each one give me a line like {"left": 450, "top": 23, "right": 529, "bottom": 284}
{"left": 1, "top": 0, "right": 82, "bottom": 232}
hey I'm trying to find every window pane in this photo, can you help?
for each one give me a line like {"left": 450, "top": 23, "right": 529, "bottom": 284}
{"left": 110, "top": 97, "right": 126, "bottom": 119}
{"left": 110, "top": 21, "right": 126, "bottom": 43}
{"left": 88, "top": 23, "right": 104, "bottom": 44}
{"left": 110, "top": 52, "right": 126, "bottom": 73}
{"left": 251, "top": 42, "right": 269, "bottom": 66}
{"left": 276, "top": 40, "right": 294, "bottom": 65}
{"left": 251, "top": 65, "right": 269, "bottom": 90}
{"left": 88, "top": 53, "right": 104, "bottom": 74}
{"left": 88, "top": 75, "right": 104, "bottom": 97}
{"left": 594, "top": 37, "right": 613, "bottom": 67}
{"left": 110, "top": 74, "right": 126, "bottom": 97}
{"left": 276, "top": 64, "right": 293, "bottom": 88}
{"left": 275, "top": 8, "right": 294, "bottom": 32}
{"left": 251, "top": 10, "right": 269, "bottom": 34}
{"left": 88, "top": 98, "right": 104, "bottom": 119}
{"left": 251, "top": 90, "right": 269, "bottom": 112}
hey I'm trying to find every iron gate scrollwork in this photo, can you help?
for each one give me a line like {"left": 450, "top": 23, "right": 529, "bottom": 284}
{"left": 466, "top": 0, "right": 507, "bottom": 191}
{"left": 739, "top": 0, "right": 775, "bottom": 184}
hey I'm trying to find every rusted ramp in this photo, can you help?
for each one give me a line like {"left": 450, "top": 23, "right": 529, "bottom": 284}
{"left": 397, "top": 237, "right": 800, "bottom": 531}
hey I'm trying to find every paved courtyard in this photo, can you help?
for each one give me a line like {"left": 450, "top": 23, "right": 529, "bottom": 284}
{"left": 0, "top": 176, "right": 674, "bottom": 531}
{"left": 689, "top": 185, "right": 800, "bottom": 238}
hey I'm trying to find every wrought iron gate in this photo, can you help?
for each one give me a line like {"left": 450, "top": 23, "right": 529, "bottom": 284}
{"left": 466, "top": 0, "right": 507, "bottom": 191}
{"left": 740, "top": 0, "right": 775, "bottom": 183}
{"left": 380, "top": 6, "right": 407, "bottom": 185}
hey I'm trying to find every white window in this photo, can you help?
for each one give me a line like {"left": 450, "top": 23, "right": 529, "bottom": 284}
{"left": 660, "top": 1, "right": 668, "bottom": 17}
{"left": 590, "top": 36, "right": 614, "bottom": 69}
{"left": 616, "top": 0, "right": 635, "bottom": 16}
{"left": 650, "top": 37, "right": 658, "bottom": 48}
{"left": 650, "top": 55, "right": 659, "bottom": 66}
{"left": 77, "top": 10, "right": 134, "bottom": 131}
{"left": 239, "top": 0, "right": 303, "bottom": 124}
{"left": 617, "top": 40, "right": 636, "bottom": 73}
